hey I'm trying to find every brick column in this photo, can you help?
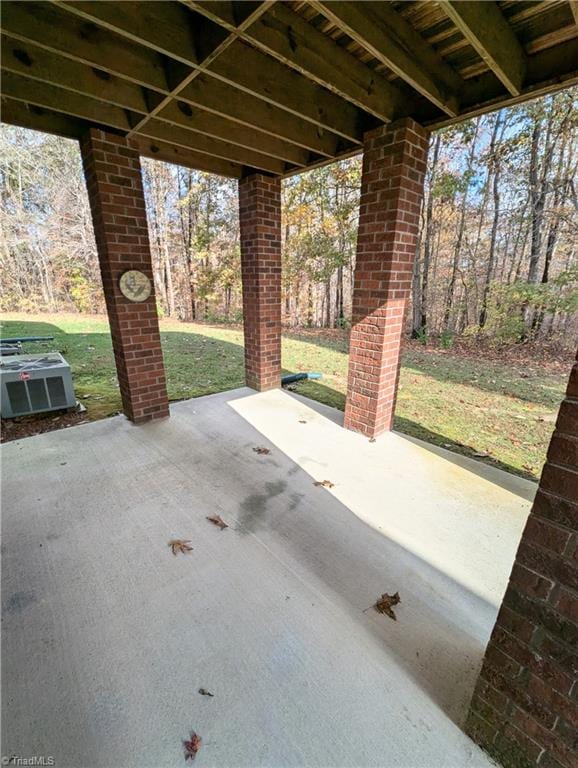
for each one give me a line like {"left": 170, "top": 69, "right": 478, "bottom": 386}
{"left": 344, "top": 118, "right": 429, "bottom": 438}
{"left": 80, "top": 128, "right": 169, "bottom": 423}
{"left": 466, "top": 350, "right": 577, "bottom": 768}
{"left": 239, "top": 173, "right": 282, "bottom": 391}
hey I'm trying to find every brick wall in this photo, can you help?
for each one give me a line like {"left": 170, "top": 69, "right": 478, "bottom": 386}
{"left": 239, "top": 173, "right": 282, "bottom": 391}
{"left": 80, "top": 128, "right": 169, "bottom": 424}
{"left": 467, "top": 350, "right": 578, "bottom": 768}
{"left": 344, "top": 118, "right": 429, "bottom": 438}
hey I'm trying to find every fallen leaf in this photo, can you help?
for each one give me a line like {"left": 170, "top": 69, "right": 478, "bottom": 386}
{"left": 198, "top": 688, "right": 214, "bottom": 697}
{"left": 169, "top": 539, "right": 193, "bottom": 556}
{"left": 298, "top": 420, "right": 307, "bottom": 424}
{"left": 206, "top": 515, "right": 228, "bottom": 531}
{"left": 373, "top": 592, "right": 401, "bottom": 621}
{"left": 313, "top": 480, "right": 335, "bottom": 488}
{"left": 183, "top": 731, "right": 202, "bottom": 762}
{"left": 253, "top": 446, "right": 271, "bottom": 455}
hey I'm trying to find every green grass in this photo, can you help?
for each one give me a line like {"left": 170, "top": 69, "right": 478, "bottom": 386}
{"left": 1, "top": 313, "right": 567, "bottom": 481}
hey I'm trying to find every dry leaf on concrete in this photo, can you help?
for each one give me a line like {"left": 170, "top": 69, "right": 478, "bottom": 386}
{"left": 206, "top": 515, "right": 228, "bottom": 531}
{"left": 183, "top": 731, "right": 202, "bottom": 761}
{"left": 168, "top": 539, "right": 193, "bottom": 556}
{"left": 253, "top": 446, "right": 271, "bottom": 455}
{"left": 313, "top": 479, "right": 335, "bottom": 488}
{"left": 198, "top": 688, "right": 214, "bottom": 697}
{"left": 373, "top": 592, "right": 401, "bottom": 620}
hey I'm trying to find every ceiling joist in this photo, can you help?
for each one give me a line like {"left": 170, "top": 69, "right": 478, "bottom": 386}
{"left": 439, "top": 1, "right": 527, "bottom": 96}
{"left": 187, "top": 0, "right": 410, "bottom": 123}
{"left": 310, "top": 0, "right": 463, "bottom": 117}
{"left": 1, "top": 1, "right": 576, "bottom": 180}
{"left": 1, "top": 70, "right": 288, "bottom": 175}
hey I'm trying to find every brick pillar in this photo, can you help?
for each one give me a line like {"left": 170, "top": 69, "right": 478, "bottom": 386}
{"left": 239, "top": 173, "right": 282, "bottom": 391}
{"left": 80, "top": 128, "right": 169, "bottom": 423}
{"left": 466, "top": 350, "right": 578, "bottom": 768}
{"left": 344, "top": 118, "right": 429, "bottom": 438}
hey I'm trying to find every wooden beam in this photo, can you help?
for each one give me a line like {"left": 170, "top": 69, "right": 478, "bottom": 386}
{"left": 207, "top": 39, "right": 365, "bottom": 142}
{"left": 221, "top": 3, "right": 407, "bottom": 122}
{"left": 53, "top": 0, "right": 272, "bottom": 141}
{"left": 570, "top": 1, "right": 578, "bottom": 25}
{"left": 136, "top": 120, "right": 286, "bottom": 175}
{"left": 178, "top": 73, "right": 341, "bottom": 157}
{"left": 2, "top": 2, "right": 351, "bottom": 153}
{"left": 1, "top": 35, "right": 149, "bottom": 114}
{"left": 422, "top": 36, "right": 578, "bottom": 129}
{"left": 1, "top": 38, "right": 309, "bottom": 165}
{"left": 1, "top": 33, "right": 338, "bottom": 161}
{"left": 1, "top": 96, "right": 245, "bottom": 177}
{"left": 37, "top": 0, "right": 362, "bottom": 145}
{"left": 129, "top": 136, "right": 243, "bottom": 178}
{"left": 52, "top": 1, "right": 222, "bottom": 67}
{"left": 2, "top": 71, "right": 132, "bottom": 131}
{"left": 126, "top": 2, "right": 274, "bottom": 139}
{"left": 439, "top": 1, "right": 526, "bottom": 96}
{"left": 157, "top": 100, "right": 310, "bottom": 166}
{"left": 1, "top": 70, "right": 287, "bottom": 174}
{"left": 310, "top": 1, "right": 462, "bottom": 117}
{"left": 1, "top": 1, "right": 170, "bottom": 92}
{"left": 1, "top": 96, "right": 84, "bottom": 140}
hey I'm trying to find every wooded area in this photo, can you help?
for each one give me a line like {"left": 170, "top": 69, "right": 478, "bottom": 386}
{"left": 1, "top": 88, "right": 577, "bottom": 348}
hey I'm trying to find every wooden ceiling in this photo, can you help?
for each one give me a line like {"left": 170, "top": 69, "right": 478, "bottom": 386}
{"left": 1, "top": 1, "right": 577, "bottom": 178}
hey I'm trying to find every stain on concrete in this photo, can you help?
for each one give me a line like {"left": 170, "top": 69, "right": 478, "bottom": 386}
{"left": 2, "top": 590, "right": 36, "bottom": 616}
{"left": 289, "top": 492, "right": 304, "bottom": 511}
{"left": 238, "top": 479, "right": 287, "bottom": 533}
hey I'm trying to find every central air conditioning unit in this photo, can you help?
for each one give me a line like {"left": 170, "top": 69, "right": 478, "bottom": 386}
{"left": 0, "top": 352, "right": 77, "bottom": 418}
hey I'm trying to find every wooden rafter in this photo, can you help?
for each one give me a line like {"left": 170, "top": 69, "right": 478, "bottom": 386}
{"left": 310, "top": 0, "right": 463, "bottom": 117}
{"left": 53, "top": 0, "right": 274, "bottom": 138}
{"left": 50, "top": 0, "right": 363, "bottom": 144}
{"left": 0, "top": 0, "right": 576, "bottom": 179}
{"left": 1, "top": 70, "right": 287, "bottom": 174}
{"left": 0, "top": 37, "right": 310, "bottom": 166}
{"left": 1, "top": 95, "right": 244, "bottom": 177}
{"left": 188, "top": 1, "right": 408, "bottom": 122}
{"left": 439, "top": 1, "right": 527, "bottom": 96}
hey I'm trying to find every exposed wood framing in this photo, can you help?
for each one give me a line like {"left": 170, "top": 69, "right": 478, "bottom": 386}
{"left": 439, "top": 1, "right": 527, "bottom": 96}
{"left": 1, "top": 0, "right": 576, "bottom": 178}
{"left": 189, "top": 0, "right": 407, "bottom": 122}
{"left": 0, "top": 96, "right": 244, "bottom": 178}
{"left": 310, "top": 0, "right": 463, "bottom": 116}
{"left": 1, "top": 96, "right": 84, "bottom": 140}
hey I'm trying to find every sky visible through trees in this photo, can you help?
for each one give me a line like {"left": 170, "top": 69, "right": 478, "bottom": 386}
{"left": 1, "top": 87, "right": 577, "bottom": 348}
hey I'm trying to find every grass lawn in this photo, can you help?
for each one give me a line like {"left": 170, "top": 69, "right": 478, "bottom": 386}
{"left": 1, "top": 312, "right": 568, "bottom": 481}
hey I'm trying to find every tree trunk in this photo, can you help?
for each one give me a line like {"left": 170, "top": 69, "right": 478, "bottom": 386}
{"left": 443, "top": 117, "right": 481, "bottom": 330}
{"left": 479, "top": 110, "right": 506, "bottom": 328}
{"left": 416, "top": 132, "right": 441, "bottom": 334}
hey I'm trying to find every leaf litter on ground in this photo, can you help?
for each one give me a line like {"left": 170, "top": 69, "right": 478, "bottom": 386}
{"left": 168, "top": 539, "right": 193, "bottom": 556}
{"left": 198, "top": 688, "right": 214, "bottom": 697}
{"left": 313, "top": 479, "right": 335, "bottom": 488}
{"left": 370, "top": 592, "right": 401, "bottom": 621}
{"left": 206, "top": 515, "right": 228, "bottom": 531}
{"left": 253, "top": 446, "right": 271, "bottom": 455}
{"left": 183, "top": 731, "right": 202, "bottom": 761}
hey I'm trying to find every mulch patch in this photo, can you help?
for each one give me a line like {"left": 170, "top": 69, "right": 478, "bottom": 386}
{"left": 1, "top": 409, "right": 89, "bottom": 443}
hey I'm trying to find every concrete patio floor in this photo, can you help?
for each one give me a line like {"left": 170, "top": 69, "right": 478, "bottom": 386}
{"left": 1, "top": 388, "right": 535, "bottom": 767}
